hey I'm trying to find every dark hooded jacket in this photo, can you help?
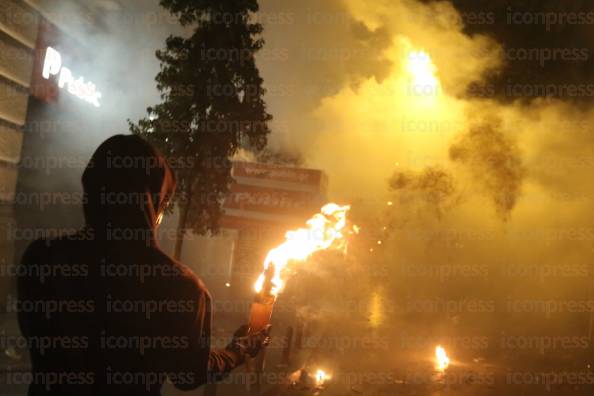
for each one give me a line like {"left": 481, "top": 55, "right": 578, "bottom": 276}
{"left": 17, "top": 135, "right": 241, "bottom": 396}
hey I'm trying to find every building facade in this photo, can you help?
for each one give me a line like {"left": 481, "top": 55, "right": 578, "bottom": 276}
{"left": 0, "top": 0, "right": 115, "bottom": 304}
{"left": 0, "top": 0, "right": 40, "bottom": 302}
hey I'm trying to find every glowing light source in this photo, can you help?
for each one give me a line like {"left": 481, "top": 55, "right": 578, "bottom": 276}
{"left": 254, "top": 203, "right": 351, "bottom": 296}
{"left": 435, "top": 345, "right": 450, "bottom": 371}
{"left": 42, "top": 47, "right": 102, "bottom": 108}
{"left": 315, "top": 369, "right": 330, "bottom": 386}
{"left": 406, "top": 50, "right": 439, "bottom": 92}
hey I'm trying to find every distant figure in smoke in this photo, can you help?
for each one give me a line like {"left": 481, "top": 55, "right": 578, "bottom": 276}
{"left": 17, "top": 135, "right": 270, "bottom": 396}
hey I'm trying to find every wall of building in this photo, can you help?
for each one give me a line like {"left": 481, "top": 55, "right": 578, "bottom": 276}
{"left": 0, "top": 0, "right": 113, "bottom": 304}
{"left": 0, "top": 0, "right": 39, "bottom": 304}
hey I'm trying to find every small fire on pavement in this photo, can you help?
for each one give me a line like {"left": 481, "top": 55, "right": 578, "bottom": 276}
{"left": 435, "top": 345, "right": 450, "bottom": 372}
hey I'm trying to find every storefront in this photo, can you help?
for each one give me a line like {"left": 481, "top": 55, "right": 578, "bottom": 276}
{"left": 177, "top": 161, "right": 328, "bottom": 301}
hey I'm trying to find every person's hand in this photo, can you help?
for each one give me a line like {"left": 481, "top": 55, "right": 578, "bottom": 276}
{"left": 227, "top": 324, "right": 271, "bottom": 359}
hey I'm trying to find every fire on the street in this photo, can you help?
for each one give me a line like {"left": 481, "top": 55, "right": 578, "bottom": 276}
{"left": 435, "top": 345, "right": 450, "bottom": 372}
{"left": 315, "top": 369, "right": 331, "bottom": 386}
{"left": 254, "top": 203, "right": 352, "bottom": 296}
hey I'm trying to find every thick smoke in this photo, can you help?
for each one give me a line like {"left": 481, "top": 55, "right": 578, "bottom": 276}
{"left": 389, "top": 167, "right": 458, "bottom": 220}
{"left": 258, "top": 0, "right": 590, "bottom": 225}
{"left": 449, "top": 120, "right": 524, "bottom": 220}
{"left": 19, "top": 0, "right": 594, "bottom": 383}
{"left": 255, "top": 0, "right": 594, "bottom": 358}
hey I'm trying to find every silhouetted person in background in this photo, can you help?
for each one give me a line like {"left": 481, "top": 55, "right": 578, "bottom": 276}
{"left": 17, "top": 135, "right": 269, "bottom": 396}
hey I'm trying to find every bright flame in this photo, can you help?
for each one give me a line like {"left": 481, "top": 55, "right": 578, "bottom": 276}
{"left": 404, "top": 48, "right": 442, "bottom": 110}
{"left": 315, "top": 369, "right": 330, "bottom": 386}
{"left": 406, "top": 50, "right": 440, "bottom": 91}
{"left": 435, "top": 345, "right": 450, "bottom": 371}
{"left": 254, "top": 203, "right": 351, "bottom": 296}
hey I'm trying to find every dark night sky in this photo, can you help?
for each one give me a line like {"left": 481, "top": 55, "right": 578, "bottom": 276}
{"left": 437, "top": 0, "right": 594, "bottom": 103}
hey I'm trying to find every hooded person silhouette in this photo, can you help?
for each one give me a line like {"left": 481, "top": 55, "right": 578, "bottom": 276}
{"left": 17, "top": 135, "right": 269, "bottom": 396}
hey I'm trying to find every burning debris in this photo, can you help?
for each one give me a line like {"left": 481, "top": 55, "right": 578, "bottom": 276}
{"left": 314, "top": 369, "right": 331, "bottom": 387}
{"left": 288, "top": 367, "right": 332, "bottom": 393}
{"left": 249, "top": 203, "right": 354, "bottom": 333}
{"left": 435, "top": 345, "right": 450, "bottom": 372}
{"left": 254, "top": 203, "right": 352, "bottom": 296}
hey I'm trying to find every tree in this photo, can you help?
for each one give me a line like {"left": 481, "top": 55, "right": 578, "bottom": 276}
{"left": 130, "top": 0, "right": 272, "bottom": 260}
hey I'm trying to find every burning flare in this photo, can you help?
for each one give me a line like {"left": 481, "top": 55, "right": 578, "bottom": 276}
{"left": 254, "top": 203, "right": 351, "bottom": 296}
{"left": 315, "top": 369, "right": 330, "bottom": 386}
{"left": 435, "top": 345, "right": 450, "bottom": 371}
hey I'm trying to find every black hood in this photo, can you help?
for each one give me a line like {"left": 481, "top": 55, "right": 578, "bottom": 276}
{"left": 82, "top": 134, "right": 176, "bottom": 245}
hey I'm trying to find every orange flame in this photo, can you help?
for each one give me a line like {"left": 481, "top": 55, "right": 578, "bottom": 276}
{"left": 315, "top": 369, "right": 331, "bottom": 386}
{"left": 435, "top": 345, "right": 450, "bottom": 371}
{"left": 254, "top": 203, "right": 351, "bottom": 296}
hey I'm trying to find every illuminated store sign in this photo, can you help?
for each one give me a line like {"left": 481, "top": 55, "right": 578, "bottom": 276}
{"left": 42, "top": 47, "right": 102, "bottom": 108}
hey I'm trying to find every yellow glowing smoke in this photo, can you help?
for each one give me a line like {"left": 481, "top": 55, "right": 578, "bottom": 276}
{"left": 257, "top": 0, "right": 594, "bottom": 357}
{"left": 308, "top": 37, "right": 468, "bottom": 200}
{"left": 281, "top": 0, "right": 504, "bottom": 203}
{"left": 369, "top": 289, "right": 385, "bottom": 328}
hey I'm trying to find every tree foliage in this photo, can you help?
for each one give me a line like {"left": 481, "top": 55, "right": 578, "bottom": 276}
{"left": 130, "top": 0, "right": 272, "bottom": 241}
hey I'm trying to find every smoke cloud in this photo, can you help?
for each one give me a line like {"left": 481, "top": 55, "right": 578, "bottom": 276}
{"left": 449, "top": 119, "right": 524, "bottom": 220}
{"left": 255, "top": 0, "right": 594, "bottom": 350}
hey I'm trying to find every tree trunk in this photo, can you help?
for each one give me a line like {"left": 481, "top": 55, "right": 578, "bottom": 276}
{"left": 173, "top": 196, "right": 191, "bottom": 261}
